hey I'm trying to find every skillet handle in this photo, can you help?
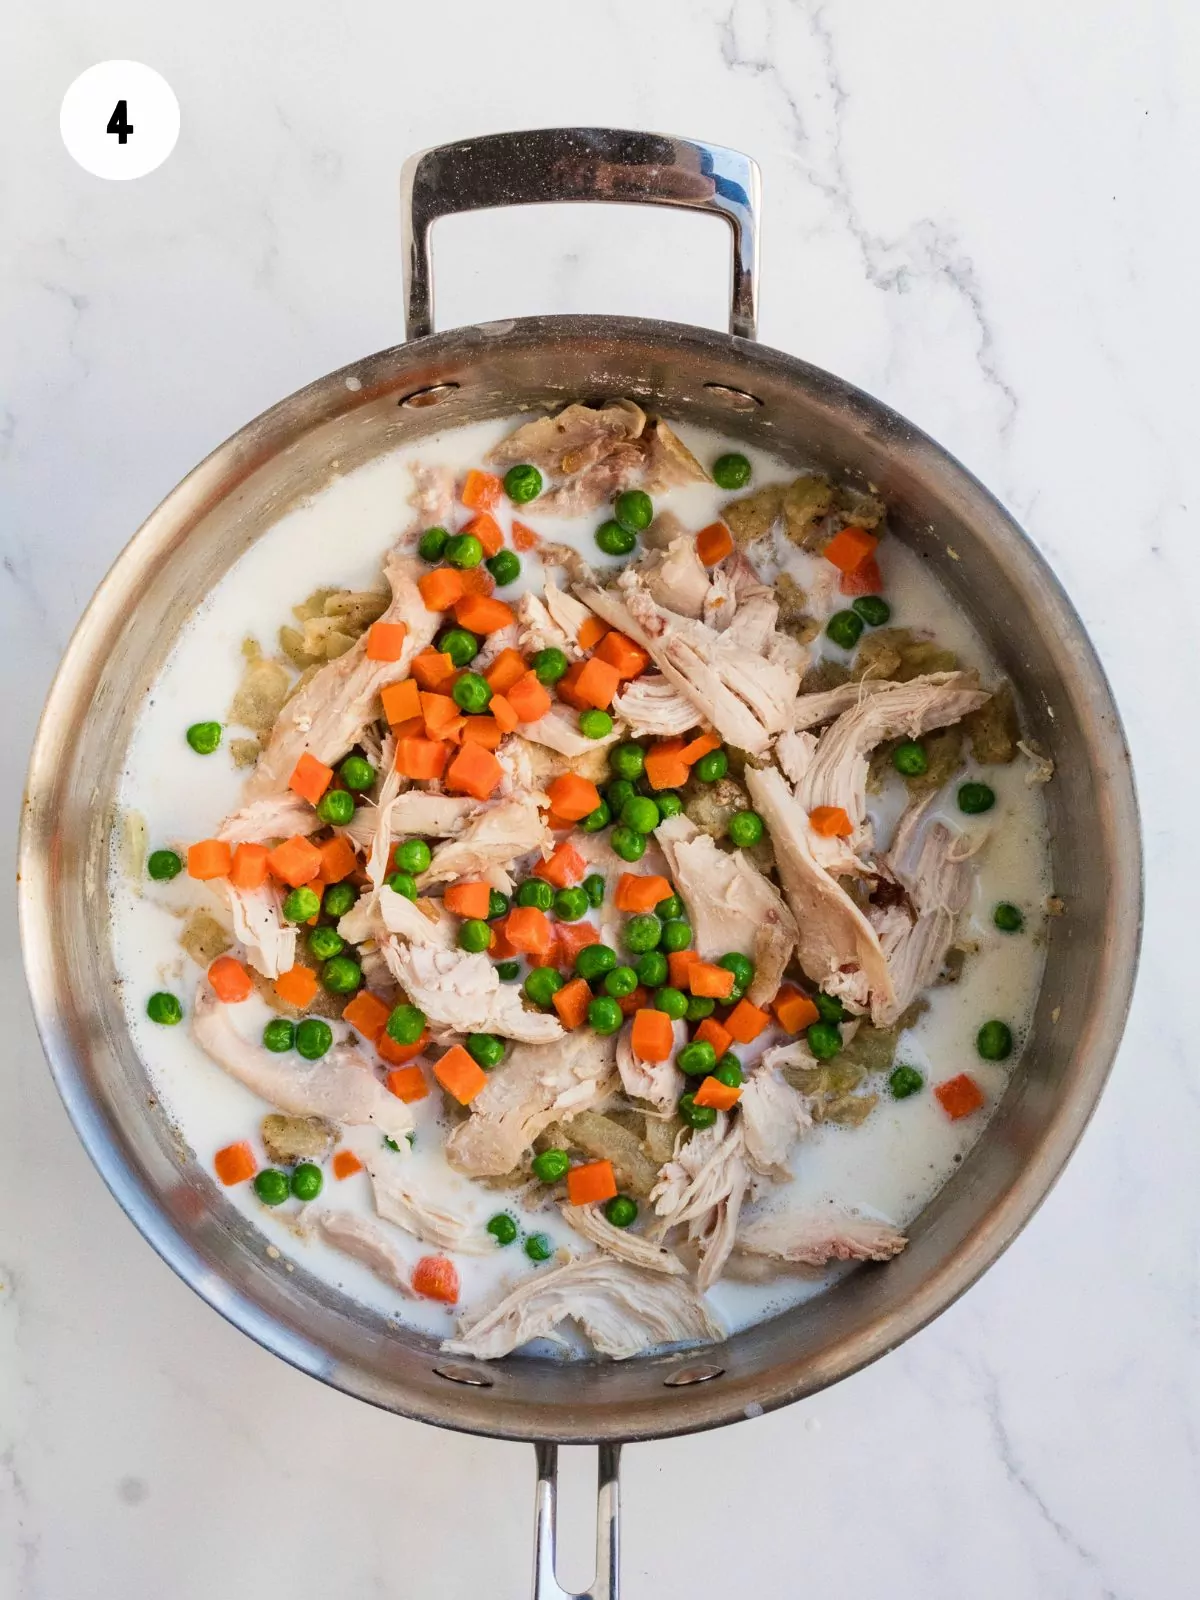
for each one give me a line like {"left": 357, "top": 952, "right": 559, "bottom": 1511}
{"left": 532, "top": 1442, "right": 621, "bottom": 1600}
{"left": 400, "top": 127, "right": 760, "bottom": 342}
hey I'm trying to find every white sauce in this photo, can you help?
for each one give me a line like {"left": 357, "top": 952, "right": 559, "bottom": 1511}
{"left": 109, "top": 415, "right": 1050, "bottom": 1348}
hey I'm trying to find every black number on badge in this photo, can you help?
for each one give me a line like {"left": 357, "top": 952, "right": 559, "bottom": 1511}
{"left": 106, "top": 100, "right": 134, "bottom": 145}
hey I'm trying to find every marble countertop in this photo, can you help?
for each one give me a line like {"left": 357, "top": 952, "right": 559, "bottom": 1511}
{"left": 4, "top": 2, "right": 1195, "bottom": 1596}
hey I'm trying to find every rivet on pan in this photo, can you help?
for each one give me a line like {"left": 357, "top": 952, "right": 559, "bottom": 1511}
{"left": 703, "top": 382, "right": 763, "bottom": 411}
{"left": 433, "top": 1361, "right": 495, "bottom": 1388}
{"left": 664, "top": 1363, "right": 725, "bottom": 1387}
{"left": 399, "top": 382, "right": 460, "bottom": 409}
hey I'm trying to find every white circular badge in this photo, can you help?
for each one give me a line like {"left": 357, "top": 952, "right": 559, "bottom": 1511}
{"left": 60, "top": 61, "right": 179, "bottom": 181}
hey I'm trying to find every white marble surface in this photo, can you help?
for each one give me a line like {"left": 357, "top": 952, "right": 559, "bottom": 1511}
{"left": 3, "top": 2, "right": 1197, "bottom": 1595}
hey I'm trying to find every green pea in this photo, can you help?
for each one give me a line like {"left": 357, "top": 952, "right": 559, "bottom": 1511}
{"left": 636, "top": 950, "right": 669, "bottom": 988}
{"left": 438, "top": 627, "right": 479, "bottom": 667}
{"left": 606, "top": 779, "right": 636, "bottom": 815}
{"left": 516, "top": 879, "right": 554, "bottom": 911}
{"left": 579, "top": 709, "right": 614, "bottom": 740}
{"left": 486, "top": 550, "right": 522, "bottom": 587}
{"left": 396, "top": 838, "right": 433, "bottom": 874}
{"left": 524, "top": 968, "right": 564, "bottom": 1009}
{"left": 958, "top": 782, "right": 996, "bottom": 815}
{"left": 418, "top": 526, "right": 449, "bottom": 562}
{"left": 852, "top": 594, "right": 892, "bottom": 627}
{"left": 524, "top": 1232, "right": 553, "bottom": 1263}
{"left": 588, "top": 995, "right": 624, "bottom": 1035}
{"left": 459, "top": 918, "right": 492, "bottom": 954}
{"left": 656, "top": 792, "right": 684, "bottom": 819}
{"left": 504, "top": 463, "right": 543, "bottom": 503}
{"left": 445, "top": 533, "right": 484, "bottom": 569}
{"left": 718, "top": 952, "right": 754, "bottom": 999}
{"left": 685, "top": 996, "right": 715, "bottom": 1022}
{"left": 487, "top": 1212, "right": 518, "bottom": 1246}
{"left": 826, "top": 610, "right": 864, "bottom": 651}
{"left": 580, "top": 800, "right": 611, "bottom": 833}
{"left": 604, "top": 965, "right": 638, "bottom": 999}
{"left": 146, "top": 991, "right": 182, "bottom": 1026}
{"left": 654, "top": 986, "right": 688, "bottom": 1020}
{"left": 678, "top": 1092, "right": 717, "bottom": 1130}
{"left": 554, "top": 886, "right": 590, "bottom": 922}
{"left": 604, "top": 1195, "right": 638, "bottom": 1229}
{"left": 655, "top": 893, "right": 683, "bottom": 920}
{"left": 387, "top": 871, "right": 418, "bottom": 900}
{"left": 584, "top": 874, "right": 606, "bottom": 908}
{"left": 611, "top": 825, "right": 646, "bottom": 862}
{"left": 889, "top": 1064, "right": 924, "bottom": 1099}
{"left": 807, "top": 1020, "right": 842, "bottom": 1060}
{"left": 295, "top": 1018, "right": 334, "bottom": 1060}
{"left": 453, "top": 672, "right": 492, "bottom": 713}
{"left": 714, "top": 1054, "right": 744, "bottom": 1088}
{"left": 283, "top": 886, "right": 322, "bottom": 923}
{"left": 661, "top": 919, "right": 692, "bottom": 953}
{"left": 387, "top": 1003, "right": 427, "bottom": 1045}
{"left": 621, "top": 795, "right": 660, "bottom": 834}
{"left": 186, "top": 720, "right": 222, "bottom": 754}
{"left": 488, "top": 890, "right": 510, "bottom": 921}
{"left": 339, "top": 755, "right": 376, "bottom": 793}
{"left": 308, "top": 925, "right": 345, "bottom": 962}
{"left": 711, "top": 452, "right": 752, "bottom": 490}
{"left": 977, "top": 1019, "right": 1013, "bottom": 1060}
{"left": 678, "top": 1040, "right": 717, "bottom": 1078}
{"left": 595, "top": 519, "right": 637, "bottom": 557}
{"left": 322, "top": 882, "right": 358, "bottom": 918}
{"left": 893, "top": 740, "right": 928, "bottom": 777}
{"left": 613, "top": 489, "right": 653, "bottom": 532}
{"left": 322, "top": 955, "right": 362, "bottom": 994}
{"left": 291, "top": 1162, "right": 323, "bottom": 1202}
{"left": 262, "top": 1018, "right": 295, "bottom": 1052}
{"left": 467, "top": 1033, "right": 506, "bottom": 1070}
{"left": 728, "top": 810, "right": 764, "bottom": 849}
{"left": 147, "top": 849, "right": 183, "bottom": 882}
{"left": 694, "top": 749, "right": 728, "bottom": 783}
{"left": 609, "top": 742, "right": 646, "bottom": 781}
{"left": 496, "top": 960, "right": 522, "bottom": 981}
{"left": 317, "top": 788, "right": 355, "bottom": 826}
{"left": 532, "top": 647, "right": 568, "bottom": 684}
{"left": 814, "top": 991, "right": 847, "bottom": 1024}
{"left": 576, "top": 944, "right": 617, "bottom": 982}
{"left": 623, "top": 913, "right": 662, "bottom": 954}
{"left": 532, "top": 1148, "right": 570, "bottom": 1183}
{"left": 253, "top": 1169, "right": 290, "bottom": 1207}
{"left": 994, "top": 902, "right": 1024, "bottom": 933}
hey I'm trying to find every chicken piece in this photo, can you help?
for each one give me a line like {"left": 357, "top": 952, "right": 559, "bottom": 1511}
{"left": 744, "top": 765, "right": 895, "bottom": 1019}
{"left": 561, "top": 1204, "right": 687, "bottom": 1275}
{"left": 641, "top": 419, "right": 710, "bottom": 492}
{"left": 310, "top": 1211, "right": 414, "bottom": 1297}
{"left": 408, "top": 462, "right": 454, "bottom": 529}
{"left": 377, "top": 888, "right": 457, "bottom": 946}
{"left": 476, "top": 623, "right": 521, "bottom": 670}
{"left": 611, "top": 675, "right": 699, "bottom": 739}
{"left": 735, "top": 1207, "right": 907, "bottom": 1266}
{"left": 791, "top": 676, "right": 904, "bottom": 732}
{"left": 616, "top": 1017, "right": 685, "bottom": 1114}
{"left": 192, "top": 986, "right": 413, "bottom": 1140}
{"left": 246, "top": 550, "right": 440, "bottom": 796}
{"left": 488, "top": 400, "right": 647, "bottom": 473}
{"left": 517, "top": 590, "right": 577, "bottom": 660}
{"left": 442, "top": 1256, "right": 723, "bottom": 1361}
{"left": 651, "top": 1116, "right": 749, "bottom": 1292}
{"left": 655, "top": 814, "right": 798, "bottom": 1007}
{"left": 217, "top": 881, "right": 297, "bottom": 979}
{"left": 334, "top": 761, "right": 404, "bottom": 943}
{"left": 382, "top": 942, "right": 564, "bottom": 1044}
{"left": 418, "top": 797, "right": 550, "bottom": 891}
{"left": 261, "top": 1113, "right": 336, "bottom": 1166}
{"left": 542, "top": 576, "right": 600, "bottom": 647}
{"left": 446, "top": 1031, "right": 617, "bottom": 1177}
{"left": 641, "top": 533, "right": 711, "bottom": 619}
{"left": 536, "top": 541, "right": 597, "bottom": 586}
{"left": 520, "top": 704, "right": 622, "bottom": 760}
{"left": 366, "top": 1151, "right": 490, "bottom": 1254}
{"left": 739, "top": 1057, "right": 812, "bottom": 1179}
{"left": 218, "top": 794, "right": 320, "bottom": 845}
{"left": 642, "top": 509, "right": 690, "bottom": 552}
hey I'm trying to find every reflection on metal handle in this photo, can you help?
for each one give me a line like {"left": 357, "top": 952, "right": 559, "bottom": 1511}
{"left": 532, "top": 1442, "right": 621, "bottom": 1600}
{"left": 400, "top": 127, "right": 760, "bottom": 342}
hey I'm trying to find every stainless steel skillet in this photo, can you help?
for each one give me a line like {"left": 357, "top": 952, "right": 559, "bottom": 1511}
{"left": 18, "top": 128, "right": 1141, "bottom": 1598}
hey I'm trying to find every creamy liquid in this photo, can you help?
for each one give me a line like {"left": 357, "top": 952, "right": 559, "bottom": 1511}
{"left": 109, "top": 415, "right": 1050, "bottom": 1346}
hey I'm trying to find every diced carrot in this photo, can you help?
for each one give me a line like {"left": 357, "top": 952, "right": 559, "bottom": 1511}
{"left": 214, "top": 1141, "right": 256, "bottom": 1186}
{"left": 511, "top": 519, "right": 539, "bottom": 551}
{"left": 418, "top": 567, "right": 465, "bottom": 612}
{"left": 386, "top": 1065, "right": 430, "bottom": 1103}
{"left": 443, "top": 880, "right": 492, "bottom": 919}
{"left": 556, "top": 921, "right": 599, "bottom": 964}
{"left": 454, "top": 594, "right": 515, "bottom": 634}
{"left": 342, "top": 990, "right": 391, "bottom": 1044}
{"left": 566, "top": 1159, "right": 618, "bottom": 1206}
{"left": 317, "top": 835, "right": 358, "bottom": 885}
{"left": 461, "top": 468, "right": 503, "bottom": 512}
{"left": 533, "top": 840, "right": 586, "bottom": 888}
{"left": 839, "top": 555, "right": 883, "bottom": 597}
{"left": 396, "top": 738, "right": 448, "bottom": 781}
{"left": 552, "top": 977, "right": 592, "bottom": 1030}
{"left": 935, "top": 1073, "right": 986, "bottom": 1121}
{"left": 693, "top": 1075, "right": 742, "bottom": 1111}
{"left": 617, "top": 985, "right": 647, "bottom": 1018}
{"left": 680, "top": 730, "right": 722, "bottom": 766}
{"left": 378, "top": 1029, "right": 428, "bottom": 1066}
{"left": 187, "top": 839, "right": 233, "bottom": 881}
{"left": 577, "top": 615, "right": 608, "bottom": 652}
{"left": 527, "top": 935, "right": 563, "bottom": 970}
{"left": 773, "top": 985, "right": 821, "bottom": 1034}
{"left": 594, "top": 630, "right": 650, "bottom": 680}
{"left": 571, "top": 656, "right": 621, "bottom": 710}
{"left": 631, "top": 1008, "right": 674, "bottom": 1063}
{"left": 544, "top": 812, "right": 575, "bottom": 832}
{"left": 229, "top": 841, "right": 269, "bottom": 890}
{"left": 489, "top": 916, "right": 517, "bottom": 960}
{"left": 461, "top": 715, "right": 501, "bottom": 749}
{"left": 410, "top": 649, "right": 458, "bottom": 692}
{"left": 445, "top": 741, "right": 503, "bottom": 800}
{"left": 696, "top": 521, "right": 735, "bottom": 566}
{"left": 460, "top": 565, "right": 495, "bottom": 597}
{"left": 420, "top": 691, "right": 460, "bottom": 736}
{"left": 462, "top": 510, "right": 504, "bottom": 557}
{"left": 725, "top": 998, "right": 770, "bottom": 1044}
{"left": 208, "top": 955, "right": 253, "bottom": 1003}
{"left": 433, "top": 1045, "right": 489, "bottom": 1105}
{"left": 366, "top": 620, "right": 408, "bottom": 662}
{"left": 490, "top": 694, "right": 519, "bottom": 734}
{"left": 484, "top": 648, "right": 527, "bottom": 694}
{"left": 809, "top": 805, "right": 853, "bottom": 838}
{"left": 545, "top": 774, "right": 601, "bottom": 822}
{"left": 555, "top": 661, "right": 589, "bottom": 712}
{"left": 288, "top": 750, "right": 334, "bottom": 806}
{"left": 822, "top": 525, "right": 879, "bottom": 575}
{"left": 274, "top": 964, "right": 318, "bottom": 1008}
{"left": 668, "top": 949, "right": 698, "bottom": 988}
{"left": 506, "top": 670, "right": 552, "bottom": 723}
{"left": 506, "top": 905, "right": 554, "bottom": 956}
{"left": 693, "top": 1016, "right": 732, "bottom": 1058}
{"left": 331, "top": 1149, "right": 364, "bottom": 1180}
{"left": 380, "top": 677, "right": 422, "bottom": 725}
{"left": 411, "top": 1255, "right": 459, "bottom": 1304}
{"left": 438, "top": 716, "right": 467, "bottom": 745}
{"left": 689, "top": 961, "right": 736, "bottom": 999}
{"left": 644, "top": 744, "right": 690, "bottom": 791}
{"left": 614, "top": 873, "right": 672, "bottom": 913}
{"left": 266, "top": 834, "right": 323, "bottom": 887}
{"left": 391, "top": 716, "right": 426, "bottom": 740}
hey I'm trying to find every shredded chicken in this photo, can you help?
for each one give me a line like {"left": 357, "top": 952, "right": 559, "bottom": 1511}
{"left": 611, "top": 674, "right": 699, "bottom": 739}
{"left": 739, "top": 1055, "right": 813, "bottom": 1178}
{"left": 640, "top": 532, "right": 711, "bottom": 619}
{"left": 735, "top": 1208, "right": 907, "bottom": 1266}
{"left": 641, "top": 419, "right": 710, "bottom": 493}
{"left": 651, "top": 1116, "right": 749, "bottom": 1292}
{"left": 311, "top": 1211, "right": 414, "bottom": 1296}
{"left": 616, "top": 1017, "right": 685, "bottom": 1113}
{"left": 218, "top": 794, "right": 320, "bottom": 845}
{"left": 366, "top": 1151, "right": 491, "bottom": 1255}
{"left": 520, "top": 704, "right": 623, "bottom": 760}
{"left": 418, "top": 796, "right": 550, "bottom": 893}
{"left": 488, "top": 400, "right": 648, "bottom": 516}
{"left": 218, "top": 881, "right": 296, "bottom": 979}
{"left": 561, "top": 1204, "right": 687, "bottom": 1276}
{"left": 517, "top": 590, "right": 577, "bottom": 660}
